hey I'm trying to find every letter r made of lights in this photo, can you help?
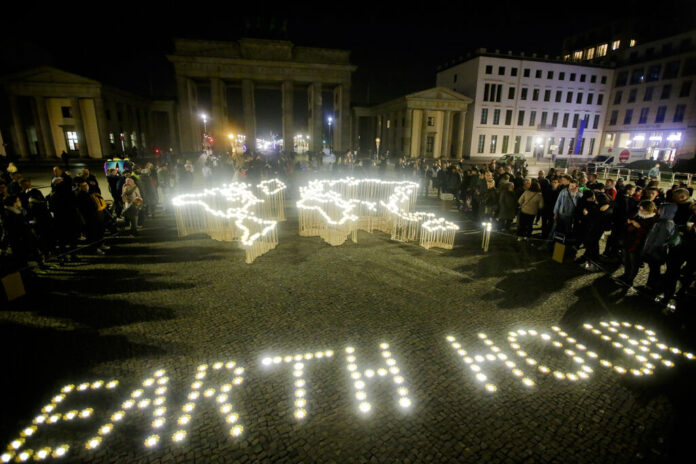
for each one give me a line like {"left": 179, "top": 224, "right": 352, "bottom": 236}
{"left": 3, "top": 320, "right": 693, "bottom": 461}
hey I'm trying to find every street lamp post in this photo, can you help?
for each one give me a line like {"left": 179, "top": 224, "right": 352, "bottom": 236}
{"left": 200, "top": 113, "right": 209, "bottom": 153}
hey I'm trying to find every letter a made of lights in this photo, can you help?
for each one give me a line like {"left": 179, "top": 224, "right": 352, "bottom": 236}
{"left": 296, "top": 178, "right": 458, "bottom": 250}
{"left": 171, "top": 180, "right": 286, "bottom": 263}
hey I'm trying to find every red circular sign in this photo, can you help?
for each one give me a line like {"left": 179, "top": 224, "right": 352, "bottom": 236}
{"left": 619, "top": 149, "right": 630, "bottom": 162}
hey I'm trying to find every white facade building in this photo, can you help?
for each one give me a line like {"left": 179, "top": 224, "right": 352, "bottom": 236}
{"left": 600, "top": 30, "right": 696, "bottom": 162}
{"left": 436, "top": 51, "right": 613, "bottom": 160}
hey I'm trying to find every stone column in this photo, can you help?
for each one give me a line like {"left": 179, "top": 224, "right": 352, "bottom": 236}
{"left": 333, "top": 84, "right": 351, "bottom": 152}
{"left": 456, "top": 110, "right": 467, "bottom": 158}
{"left": 71, "top": 97, "right": 89, "bottom": 158}
{"left": 8, "top": 96, "right": 28, "bottom": 158}
{"left": 421, "top": 110, "right": 429, "bottom": 157}
{"left": 281, "top": 80, "right": 294, "bottom": 152}
{"left": 94, "top": 97, "right": 111, "bottom": 159}
{"left": 242, "top": 79, "right": 256, "bottom": 152}
{"left": 403, "top": 109, "right": 413, "bottom": 157}
{"left": 351, "top": 113, "right": 359, "bottom": 152}
{"left": 308, "top": 83, "right": 322, "bottom": 153}
{"left": 210, "top": 78, "right": 227, "bottom": 146}
{"left": 411, "top": 109, "right": 422, "bottom": 156}
{"left": 33, "top": 96, "right": 55, "bottom": 158}
{"left": 176, "top": 75, "right": 195, "bottom": 153}
{"left": 167, "top": 108, "right": 178, "bottom": 152}
{"left": 441, "top": 110, "right": 453, "bottom": 159}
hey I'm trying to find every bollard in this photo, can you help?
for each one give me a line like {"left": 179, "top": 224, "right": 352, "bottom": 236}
{"left": 481, "top": 222, "right": 492, "bottom": 253}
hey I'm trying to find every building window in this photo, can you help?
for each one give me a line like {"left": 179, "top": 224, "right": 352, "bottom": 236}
{"left": 61, "top": 106, "right": 73, "bottom": 118}
{"left": 623, "top": 109, "right": 633, "bottom": 124}
{"left": 559, "top": 72, "right": 565, "bottom": 80}
{"left": 570, "top": 73, "right": 576, "bottom": 81}
{"left": 588, "top": 138, "right": 595, "bottom": 154}
{"left": 453, "top": 73, "right": 458, "bottom": 83}
{"left": 574, "top": 50, "right": 583, "bottom": 61}
{"left": 505, "top": 110, "right": 513, "bottom": 125}
{"left": 535, "top": 69, "right": 542, "bottom": 78}
{"left": 552, "top": 112, "right": 559, "bottom": 127}
{"left": 612, "top": 40, "right": 621, "bottom": 50}
{"left": 498, "top": 66, "right": 505, "bottom": 75}
{"left": 587, "top": 93, "right": 594, "bottom": 105}
{"left": 663, "top": 60, "right": 680, "bottom": 79}
{"left": 661, "top": 84, "right": 672, "bottom": 99}
{"left": 572, "top": 114, "right": 579, "bottom": 128}
{"left": 655, "top": 106, "right": 667, "bottom": 123}
{"left": 109, "top": 132, "right": 115, "bottom": 143}
{"left": 614, "top": 91, "right": 623, "bottom": 105}
{"left": 597, "top": 94, "right": 604, "bottom": 105}
{"left": 566, "top": 91, "right": 573, "bottom": 103}
{"left": 593, "top": 114, "right": 600, "bottom": 129}
{"left": 558, "top": 137, "right": 565, "bottom": 154}
{"left": 591, "top": 75, "right": 597, "bottom": 83}
{"left": 532, "top": 89, "right": 540, "bottom": 101}
{"left": 386, "top": 120, "right": 391, "bottom": 129}
{"left": 493, "top": 109, "right": 500, "bottom": 125}
{"left": 514, "top": 136, "right": 521, "bottom": 152}
{"left": 628, "top": 89, "right": 637, "bottom": 103}
{"left": 490, "top": 135, "right": 497, "bottom": 153}
{"left": 639, "top": 107, "right": 649, "bottom": 124}
{"left": 523, "top": 68, "right": 530, "bottom": 77}
{"left": 680, "top": 81, "right": 692, "bottom": 97}
{"left": 597, "top": 44, "right": 608, "bottom": 57}
{"left": 576, "top": 92, "right": 583, "bottom": 104}
{"left": 555, "top": 90, "right": 562, "bottom": 102}
{"left": 547, "top": 137, "right": 555, "bottom": 154}
{"left": 586, "top": 48, "right": 595, "bottom": 60}
{"left": 544, "top": 89, "right": 551, "bottom": 101}
{"left": 616, "top": 71, "right": 628, "bottom": 87}
{"left": 529, "top": 111, "right": 536, "bottom": 126}
{"left": 547, "top": 71, "right": 554, "bottom": 79}
{"left": 609, "top": 110, "right": 618, "bottom": 125}
{"left": 646, "top": 64, "right": 661, "bottom": 82}
{"left": 580, "top": 74, "right": 586, "bottom": 82}
{"left": 517, "top": 110, "right": 525, "bottom": 126}
{"left": 525, "top": 136, "right": 532, "bottom": 152}
{"left": 477, "top": 134, "right": 486, "bottom": 153}
{"left": 66, "top": 131, "right": 78, "bottom": 150}
{"left": 644, "top": 87, "right": 654, "bottom": 101}
{"left": 562, "top": 113, "right": 569, "bottom": 128}
{"left": 674, "top": 104, "right": 686, "bottom": 122}
{"left": 508, "top": 87, "right": 516, "bottom": 99}
{"left": 485, "top": 65, "right": 493, "bottom": 74}
{"left": 511, "top": 67, "right": 518, "bottom": 76}
{"left": 426, "top": 135, "right": 434, "bottom": 154}
{"left": 580, "top": 138, "right": 586, "bottom": 154}
{"left": 568, "top": 138, "right": 575, "bottom": 154}
{"left": 484, "top": 83, "right": 490, "bottom": 101}
{"left": 427, "top": 116, "right": 435, "bottom": 126}
{"left": 629, "top": 68, "right": 644, "bottom": 85}
{"left": 502, "top": 135, "right": 509, "bottom": 153}
{"left": 630, "top": 39, "right": 636, "bottom": 47}
{"left": 520, "top": 88, "right": 528, "bottom": 100}
{"left": 541, "top": 111, "right": 548, "bottom": 125}
{"left": 601, "top": 75, "right": 607, "bottom": 84}
{"left": 684, "top": 57, "right": 696, "bottom": 75}
{"left": 495, "top": 84, "right": 502, "bottom": 102}
{"left": 480, "top": 108, "right": 488, "bottom": 124}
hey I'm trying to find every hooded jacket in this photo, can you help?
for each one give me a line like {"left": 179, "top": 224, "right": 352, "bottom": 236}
{"left": 642, "top": 203, "right": 679, "bottom": 263}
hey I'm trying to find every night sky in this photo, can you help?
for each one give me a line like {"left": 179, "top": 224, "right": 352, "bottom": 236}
{"left": 0, "top": 1, "right": 693, "bottom": 135}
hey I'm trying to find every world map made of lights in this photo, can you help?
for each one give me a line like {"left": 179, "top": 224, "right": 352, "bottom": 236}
{"left": 3, "top": 321, "right": 694, "bottom": 462}
{"left": 172, "top": 178, "right": 459, "bottom": 263}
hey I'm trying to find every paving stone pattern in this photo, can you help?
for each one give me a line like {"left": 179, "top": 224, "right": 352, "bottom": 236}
{"left": 2, "top": 198, "right": 695, "bottom": 464}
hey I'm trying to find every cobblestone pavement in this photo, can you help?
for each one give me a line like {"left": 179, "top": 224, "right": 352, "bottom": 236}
{"left": 2, "top": 194, "right": 696, "bottom": 464}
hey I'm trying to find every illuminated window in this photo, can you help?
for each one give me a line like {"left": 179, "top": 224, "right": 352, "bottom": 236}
{"left": 386, "top": 120, "right": 391, "bottom": 129}
{"left": 427, "top": 117, "right": 435, "bottom": 126}
{"left": 612, "top": 40, "right": 621, "bottom": 50}
{"left": 109, "top": 133, "right": 115, "bottom": 143}
{"left": 66, "top": 131, "right": 78, "bottom": 150}
{"left": 563, "top": 54, "right": 571, "bottom": 61}
{"left": 629, "top": 39, "right": 636, "bottom": 47}
{"left": 477, "top": 134, "right": 485, "bottom": 153}
{"left": 586, "top": 48, "right": 595, "bottom": 60}
{"left": 490, "top": 135, "right": 497, "bottom": 153}
{"left": 573, "top": 50, "right": 583, "bottom": 60}
{"left": 597, "top": 44, "right": 608, "bottom": 57}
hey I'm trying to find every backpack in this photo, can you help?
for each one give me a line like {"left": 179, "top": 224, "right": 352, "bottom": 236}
{"left": 642, "top": 219, "right": 680, "bottom": 263}
{"left": 91, "top": 193, "right": 107, "bottom": 211}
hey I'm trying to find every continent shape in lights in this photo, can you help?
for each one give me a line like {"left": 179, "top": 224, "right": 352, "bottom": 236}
{"left": 172, "top": 180, "right": 286, "bottom": 263}
{"left": 3, "top": 321, "right": 693, "bottom": 461}
{"left": 297, "top": 178, "right": 458, "bottom": 250}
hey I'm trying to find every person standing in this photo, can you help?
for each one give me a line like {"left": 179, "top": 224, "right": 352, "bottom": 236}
{"left": 517, "top": 182, "right": 544, "bottom": 239}
{"left": 621, "top": 200, "right": 659, "bottom": 287}
{"left": 648, "top": 163, "right": 661, "bottom": 181}
{"left": 553, "top": 179, "right": 582, "bottom": 238}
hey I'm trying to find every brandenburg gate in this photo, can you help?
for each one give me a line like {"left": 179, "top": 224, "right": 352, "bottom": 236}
{"left": 168, "top": 38, "right": 356, "bottom": 153}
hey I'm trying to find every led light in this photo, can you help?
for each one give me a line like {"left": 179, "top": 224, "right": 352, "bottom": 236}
{"left": 294, "top": 408, "right": 307, "bottom": 420}
{"left": 295, "top": 399, "right": 306, "bottom": 408}
{"left": 377, "top": 368, "right": 387, "bottom": 376}
{"left": 0, "top": 453, "right": 12, "bottom": 463}
{"left": 47, "top": 414, "right": 61, "bottom": 424}
{"left": 295, "top": 389, "right": 306, "bottom": 398}
{"left": 512, "top": 369, "right": 523, "bottom": 377}
{"left": 106, "top": 380, "right": 119, "bottom": 389}
{"left": 145, "top": 435, "right": 159, "bottom": 447}
{"left": 233, "top": 377, "right": 243, "bottom": 385}
{"left": 98, "top": 424, "right": 113, "bottom": 435}
{"left": 553, "top": 371, "right": 565, "bottom": 380}
{"left": 195, "top": 372, "right": 206, "bottom": 380}
{"left": 177, "top": 415, "right": 191, "bottom": 425}
{"left": 204, "top": 389, "right": 215, "bottom": 398}
{"left": 183, "top": 403, "right": 195, "bottom": 413}
{"left": 154, "top": 397, "right": 166, "bottom": 406}
{"left": 188, "top": 391, "right": 200, "bottom": 400}
{"left": 172, "top": 430, "right": 187, "bottom": 442}
{"left": 35, "top": 448, "right": 51, "bottom": 461}
{"left": 226, "top": 362, "right": 236, "bottom": 369}
{"left": 485, "top": 383, "right": 497, "bottom": 393}
{"left": 111, "top": 411, "right": 125, "bottom": 422}
{"left": 230, "top": 425, "right": 244, "bottom": 437}
{"left": 394, "top": 376, "right": 405, "bottom": 384}
{"left": 154, "top": 369, "right": 166, "bottom": 377}
{"left": 359, "top": 402, "right": 371, "bottom": 413}
{"left": 476, "top": 373, "right": 487, "bottom": 382}
{"left": 325, "top": 350, "right": 334, "bottom": 357}
{"left": 154, "top": 407, "right": 167, "bottom": 417}
{"left": 10, "top": 439, "right": 24, "bottom": 450}
{"left": 351, "top": 372, "right": 361, "bottom": 380}
{"left": 16, "top": 450, "right": 32, "bottom": 462}
{"left": 213, "top": 362, "right": 224, "bottom": 369}
{"left": 474, "top": 355, "right": 484, "bottom": 363}
{"left": 85, "top": 437, "right": 101, "bottom": 450}
{"left": 79, "top": 408, "right": 93, "bottom": 419}
{"left": 505, "top": 361, "right": 516, "bottom": 368}
{"left": 346, "top": 347, "right": 355, "bottom": 354}
{"left": 152, "top": 418, "right": 166, "bottom": 428}
{"left": 52, "top": 446, "right": 69, "bottom": 458}
{"left": 389, "top": 366, "right": 400, "bottom": 374}
{"left": 77, "top": 383, "right": 89, "bottom": 391}
{"left": 614, "top": 366, "right": 627, "bottom": 374}
{"left": 399, "top": 397, "right": 412, "bottom": 408}
{"left": 41, "top": 405, "right": 54, "bottom": 414}
{"left": 157, "top": 377, "right": 169, "bottom": 385}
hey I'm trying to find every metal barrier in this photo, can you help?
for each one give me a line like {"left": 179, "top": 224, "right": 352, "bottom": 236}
{"left": 583, "top": 165, "right": 693, "bottom": 187}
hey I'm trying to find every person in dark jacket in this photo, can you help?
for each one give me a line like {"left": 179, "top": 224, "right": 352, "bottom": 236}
{"left": 48, "top": 174, "right": 80, "bottom": 261}
{"left": 620, "top": 200, "right": 659, "bottom": 287}
{"left": 2, "top": 195, "right": 43, "bottom": 268}
{"left": 578, "top": 191, "right": 613, "bottom": 270}
{"left": 497, "top": 182, "right": 517, "bottom": 231}
{"left": 658, "top": 189, "right": 694, "bottom": 305}
{"left": 75, "top": 181, "right": 108, "bottom": 255}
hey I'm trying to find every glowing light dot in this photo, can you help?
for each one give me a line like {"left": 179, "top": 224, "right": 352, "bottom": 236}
{"left": 552, "top": 341, "right": 563, "bottom": 348}
{"left": 295, "top": 379, "right": 306, "bottom": 388}
{"left": 183, "top": 403, "right": 195, "bottom": 413}
{"left": 356, "top": 391, "right": 367, "bottom": 401}
{"left": 505, "top": 361, "right": 516, "bottom": 368}
{"left": 230, "top": 425, "right": 244, "bottom": 437}
{"left": 446, "top": 336, "right": 455, "bottom": 342}
{"left": 359, "top": 402, "right": 372, "bottom": 413}
{"left": 172, "top": 430, "right": 187, "bottom": 442}
{"left": 154, "top": 397, "right": 166, "bottom": 406}
{"left": 522, "top": 378, "right": 535, "bottom": 387}
{"left": 35, "top": 448, "right": 50, "bottom": 461}
{"left": 512, "top": 369, "right": 523, "bottom": 377}
{"left": 346, "top": 347, "right": 355, "bottom": 354}
{"left": 155, "top": 387, "right": 167, "bottom": 395}
{"left": 0, "top": 453, "right": 11, "bottom": 463}
{"left": 145, "top": 435, "right": 159, "bottom": 447}
{"left": 295, "top": 399, "right": 306, "bottom": 408}
{"left": 485, "top": 354, "right": 496, "bottom": 361}
{"left": 587, "top": 352, "right": 598, "bottom": 358}
{"left": 380, "top": 342, "right": 390, "bottom": 349}
{"left": 154, "top": 369, "right": 166, "bottom": 377}
{"left": 526, "top": 358, "right": 537, "bottom": 366}
{"left": 17, "top": 451, "right": 32, "bottom": 462}
{"left": 195, "top": 372, "right": 206, "bottom": 380}
{"left": 52, "top": 446, "right": 69, "bottom": 458}
{"left": 497, "top": 353, "right": 508, "bottom": 360}
{"left": 197, "top": 364, "right": 208, "bottom": 372}
{"left": 154, "top": 407, "right": 167, "bottom": 417}
{"left": 79, "top": 409, "right": 93, "bottom": 419}
{"left": 177, "top": 415, "right": 191, "bottom": 425}
{"left": 485, "top": 383, "right": 497, "bottom": 393}
{"left": 476, "top": 373, "right": 487, "bottom": 382}
{"left": 295, "top": 389, "right": 306, "bottom": 398}
{"left": 304, "top": 353, "right": 313, "bottom": 360}
{"left": 541, "top": 334, "right": 551, "bottom": 341}
{"left": 188, "top": 391, "right": 200, "bottom": 400}
{"left": 614, "top": 366, "right": 627, "bottom": 374}
{"left": 77, "top": 383, "right": 89, "bottom": 391}
{"left": 365, "top": 370, "right": 375, "bottom": 378}
{"left": 315, "top": 352, "right": 324, "bottom": 358}
{"left": 294, "top": 362, "right": 305, "bottom": 370}
{"left": 553, "top": 371, "right": 565, "bottom": 380}
{"left": 663, "top": 360, "right": 674, "bottom": 367}
{"left": 516, "top": 351, "right": 527, "bottom": 358}
{"left": 233, "top": 367, "right": 244, "bottom": 375}
{"left": 470, "top": 364, "right": 481, "bottom": 372}
{"left": 41, "top": 405, "right": 54, "bottom": 413}
{"left": 399, "top": 397, "right": 412, "bottom": 408}
{"left": 394, "top": 376, "right": 405, "bottom": 384}
{"left": 386, "top": 359, "right": 397, "bottom": 366}
{"left": 474, "top": 355, "right": 484, "bottom": 363}
{"left": 152, "top": 418, "right": 166, "bottom": 428}
{"left": 233, "top": 377, "right": 243, "bottom": 385}
{"left": 567, "top": 374, "right": 578, "bottom": 381}
{"left": 85, "top": 437, "right": 101, "bottom": 450}
{"left": 225, "top": 362, "right": 236, "bottom": 369}
{"left": 143, "top": 378, "right": 155, "bottom": 387}
{"left": 351, "top": 372, "right": 362, "bottom": 380}
{"left": 378, "top": 368, "right": 387, "bottom": 376}
{"left": 204, "top": 389, "right": 215, "bottom": 398}
{"left": 389, "top": 366, "right": 400, "bottom": 374}
{"left": 111, "top": 411, "right": 125, "bottom": 422}
{"left": 382, "top": 351, "right": 392, "bottom": 358}
{"left": 294, "top": 408, "right": 307, "bottom": 420}
{"left": 10, "top": 440, "right": 24, "bottom": 450}
{"left": 325, "top": 351, "right": 334, "bottom": 357}
{"left": 99, "top": 424, "right": 113, "bottom": 435}
{"left": 157, "top": 377, "right": 169, "bottom": 385}
{"left": 212, "top": 362, "right": 224, "bottom": 369}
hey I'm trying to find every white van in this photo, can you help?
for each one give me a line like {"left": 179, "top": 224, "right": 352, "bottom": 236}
{"left": 590, "top": 148, "right": 649, "bottom": 167}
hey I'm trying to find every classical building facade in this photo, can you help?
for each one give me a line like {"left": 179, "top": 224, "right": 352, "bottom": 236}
{"left": 168, "top": 38, "right": 356, "bottom": 153}
{"left": 436, "top": 51, "right": 613, "bottom": 160}
{"left": 0, "top": 67, "right": 176, "bottom": 159}
{"left": 597, "top": 30, "right": 696, "bottom": 162}
{"left": 353, "top": 87, "right": 472, "bottom": 158}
